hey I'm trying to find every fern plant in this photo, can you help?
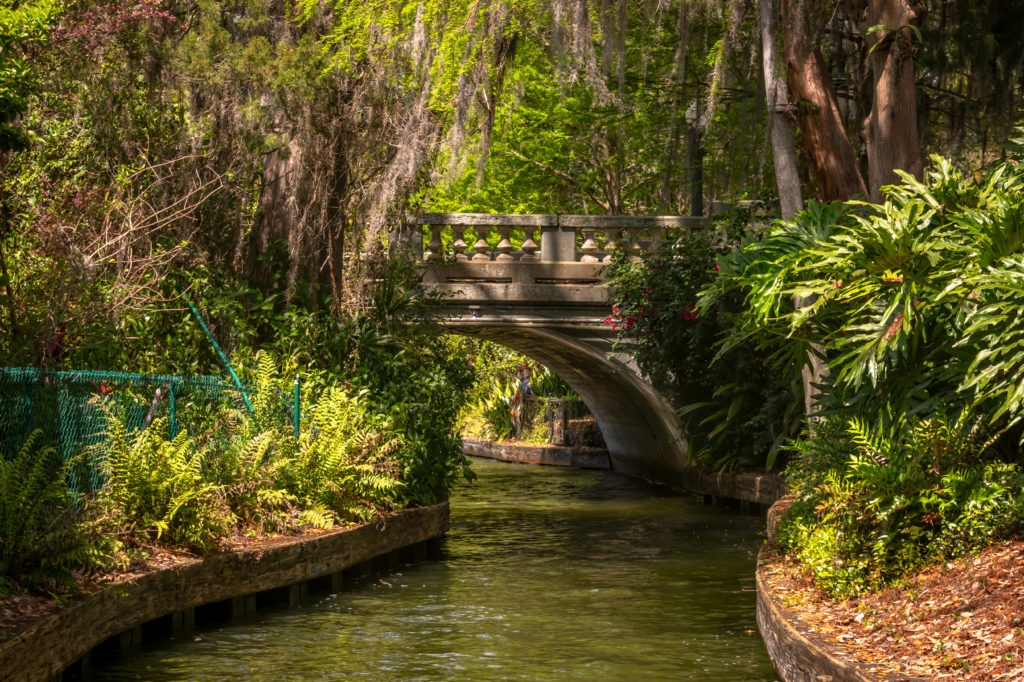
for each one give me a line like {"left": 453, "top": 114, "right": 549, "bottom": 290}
{"left": 286, "top": 387, "right": 401, "bottom": 524}
{"left": 217, "top": 428, "right": 301, "bottom": 534}
{"left": 102, "top": 416, "right": 230, "bottom": 552}
{"left": 0, "top": 431, "right": 110, "bottom": 591}
{"left": 777, "top": 411, "right": 1024, "bottom": 597}
{"left": 214, "top": 355, "right": 304, "bottom": 534}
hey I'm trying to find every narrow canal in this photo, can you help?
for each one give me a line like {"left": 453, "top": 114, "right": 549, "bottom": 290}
{"left": 88, "top": 457, "right": 778, "bottom": 680}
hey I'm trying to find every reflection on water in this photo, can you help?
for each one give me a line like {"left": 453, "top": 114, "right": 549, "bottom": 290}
{"left": 88, "top": 457, "right": 779, "bottom": 681}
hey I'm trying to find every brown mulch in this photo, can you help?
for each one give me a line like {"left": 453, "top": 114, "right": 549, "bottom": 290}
{"left": 761, "top": 540, "right": 1024, "bottom": 680}
{"left": 0, "top": 526, "right": 332, "bottom": 643}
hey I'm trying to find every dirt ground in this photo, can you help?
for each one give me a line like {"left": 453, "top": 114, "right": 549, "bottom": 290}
{"left": 761, "top": 540, "right": 1024, "bottom": 680}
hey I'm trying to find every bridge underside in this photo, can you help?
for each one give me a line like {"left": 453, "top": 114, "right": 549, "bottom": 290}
{"left": 441, "top": 311, "right": 692, "bottom": 485}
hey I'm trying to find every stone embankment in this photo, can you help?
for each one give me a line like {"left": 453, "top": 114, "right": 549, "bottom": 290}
{"left": 756, "top": 497, "right": 925, "bottom": 682}
{"left": 0, "top": 503, "right": 449, "bottom": 682}
{"left": 463, "top": 439, "right": 787, "bottom": 507}
{"left": 462, "top": 438, "right": 611, "bottom": 469}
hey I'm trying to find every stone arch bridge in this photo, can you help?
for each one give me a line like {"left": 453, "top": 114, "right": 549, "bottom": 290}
{"left": 411, "top": 212, "right": 707, "bottom": 487}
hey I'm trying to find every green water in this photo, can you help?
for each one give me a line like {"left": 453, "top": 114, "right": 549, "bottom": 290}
{"left": 88, "top": 458, "right": 778, "bottom": 680}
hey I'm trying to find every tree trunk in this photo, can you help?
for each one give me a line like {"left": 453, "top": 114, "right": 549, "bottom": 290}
{"left": 686, "top": 123, "right": 704, "bottom": 217}
{"left": 760, "top": 0, "right": 803, "bottom": 220}
{"left": 861, "top": 0, "right": 925, "bottom": 201}
{"left": 247, "top": 147, "right": 297, "bottom": 295}
{"left": 780, "top": 0, "right": 867, "bottom": 201}
{"left": 763, "top": 0, "right": 825, "bottom": 423}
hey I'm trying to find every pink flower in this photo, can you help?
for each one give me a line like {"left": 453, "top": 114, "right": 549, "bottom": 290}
{"left": 714, "top": 264, "right": 721, "bottom": 271}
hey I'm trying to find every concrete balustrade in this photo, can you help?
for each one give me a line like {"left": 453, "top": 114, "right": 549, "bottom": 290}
{"left": 409, "top": 213, "right": 706, "bottom": 264}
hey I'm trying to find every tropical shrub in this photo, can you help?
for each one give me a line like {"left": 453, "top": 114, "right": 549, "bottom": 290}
{"left": 705, "top": 129, "right": 1024, "bottom": 432}
{"left": 605, "top": 210, "right": 798, "bottom": 471}
{"left": 777, "top": 411, "right": 1024, "bottom": 598}
{"left": 345, "top": 263, "right": 476, "bottom": 505}
{"left": 0, "top": 430, "right": 110, "bottom": 592}
{"left": 710, "top": 133, "right": 1024, "bottom": 595}
{"left": 474, "top": 377, "right": 517, "bottom": 442}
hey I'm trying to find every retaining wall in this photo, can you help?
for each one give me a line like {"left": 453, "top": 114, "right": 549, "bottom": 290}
{"left": 462, "top": 438, "right": 611, "bottom": 469}
{"left": 756, "top": 498, "right": 925, "bottom": 682}
{"left": 0, "top": 502, "right": 449, "bottom": 682}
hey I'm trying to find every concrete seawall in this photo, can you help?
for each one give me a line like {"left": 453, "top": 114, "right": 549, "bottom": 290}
{"left": 0, "top": 503, "right": 449, "bottom": 682}
{"left": 462, "top": 438, "right": 611, "bottom": 469}
{"left": 756, "top": 498, "right": 925, "bottom": 682}
{"left": 464, "top": 439, "right": 787, "bottom": 507}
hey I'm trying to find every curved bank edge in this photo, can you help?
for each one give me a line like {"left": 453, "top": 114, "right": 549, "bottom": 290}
{"left": 757, "top": 499, "right": 926, "bottom": 682}
{"left": 0, "top": 502, "right": 449, "bottom": 682}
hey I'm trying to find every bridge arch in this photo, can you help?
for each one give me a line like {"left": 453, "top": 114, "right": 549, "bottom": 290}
{"left": 448, "top": 323, "right": 690, "bottom": 484}
{"left": 413, "top": 212, "right": 706, "bottom": 486}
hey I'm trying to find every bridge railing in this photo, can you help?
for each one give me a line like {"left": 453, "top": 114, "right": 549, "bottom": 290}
{"left": 408, "top": 213, "right": 707, "bottom": 264}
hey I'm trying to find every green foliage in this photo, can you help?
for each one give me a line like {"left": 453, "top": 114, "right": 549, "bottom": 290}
{"left": 103, "top": 416, "right": 230, "bottom": 552}
{"left": 212, "top": 357, "right": 300, "bottom": 534}
{"left": 0, "top": 0, "right": 54, "bottom": 152}
{"left": 455, "top": 340, "right": 583, "bottom": 445}
{"left": 604, "top": 210, "right": 798, "bottom": 471}
{"left": 287, "top": 387, "right": 401, "bottom": 524}
{"left": 473, "top": 377, "right": 517, "bottom": 442}
{"left": 0, "top": 430, "right": 110, "bottom": 591}
{"left": 424, "top": 5, "right": 772, "bottom": 216}
{"left": 97, "top": 349, "right": 427, "bottom": 551}
{"left": 706, "top": 134, "right": 1024, "bottom": 433}
{"left": 777, "top": 412, "right": 1024, "bottom": 598}
{"left": 530, "top": 364, "right": 576, "bottom": 399}
{"left": 716, "top": 138, "right": 1024, "bottom": 596}
{"left": 341, "top": 260, "right": 477, "bottom": 505}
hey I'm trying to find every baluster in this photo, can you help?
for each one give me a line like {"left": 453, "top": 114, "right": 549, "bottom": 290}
{"left": 452, "top": 225, "right": 469, "bottom": 262}
{"left": 580, "top": 227, "right": 600, "bottom": 263}
{"left": 520, "top": 227, "right": 540, "bottom": 262}
{"left": 495, "top": 225, "right": 515, "bottom": 261}
{"left": 471, "top": 227, "right": 491, "bottom": 262}
{"left": 602, "top": 228, "right": 621, "bottom": 263}
{"left": 626, "top": 228, "right": 644, "bottom": 261}
{"left": 648, "top": 228, "right": 664, "bottom": 254}
{"left": 425, "top": 225, "right": 442, "bottom": 261}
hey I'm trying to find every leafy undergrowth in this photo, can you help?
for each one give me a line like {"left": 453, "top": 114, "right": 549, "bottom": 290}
{"left": 762, "top": 540, "right": 1024, "bottom": 680}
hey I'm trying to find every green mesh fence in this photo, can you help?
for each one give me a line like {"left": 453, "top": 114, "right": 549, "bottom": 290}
{"left": 0, "top": 368, "right": 253, "bottom": 495}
